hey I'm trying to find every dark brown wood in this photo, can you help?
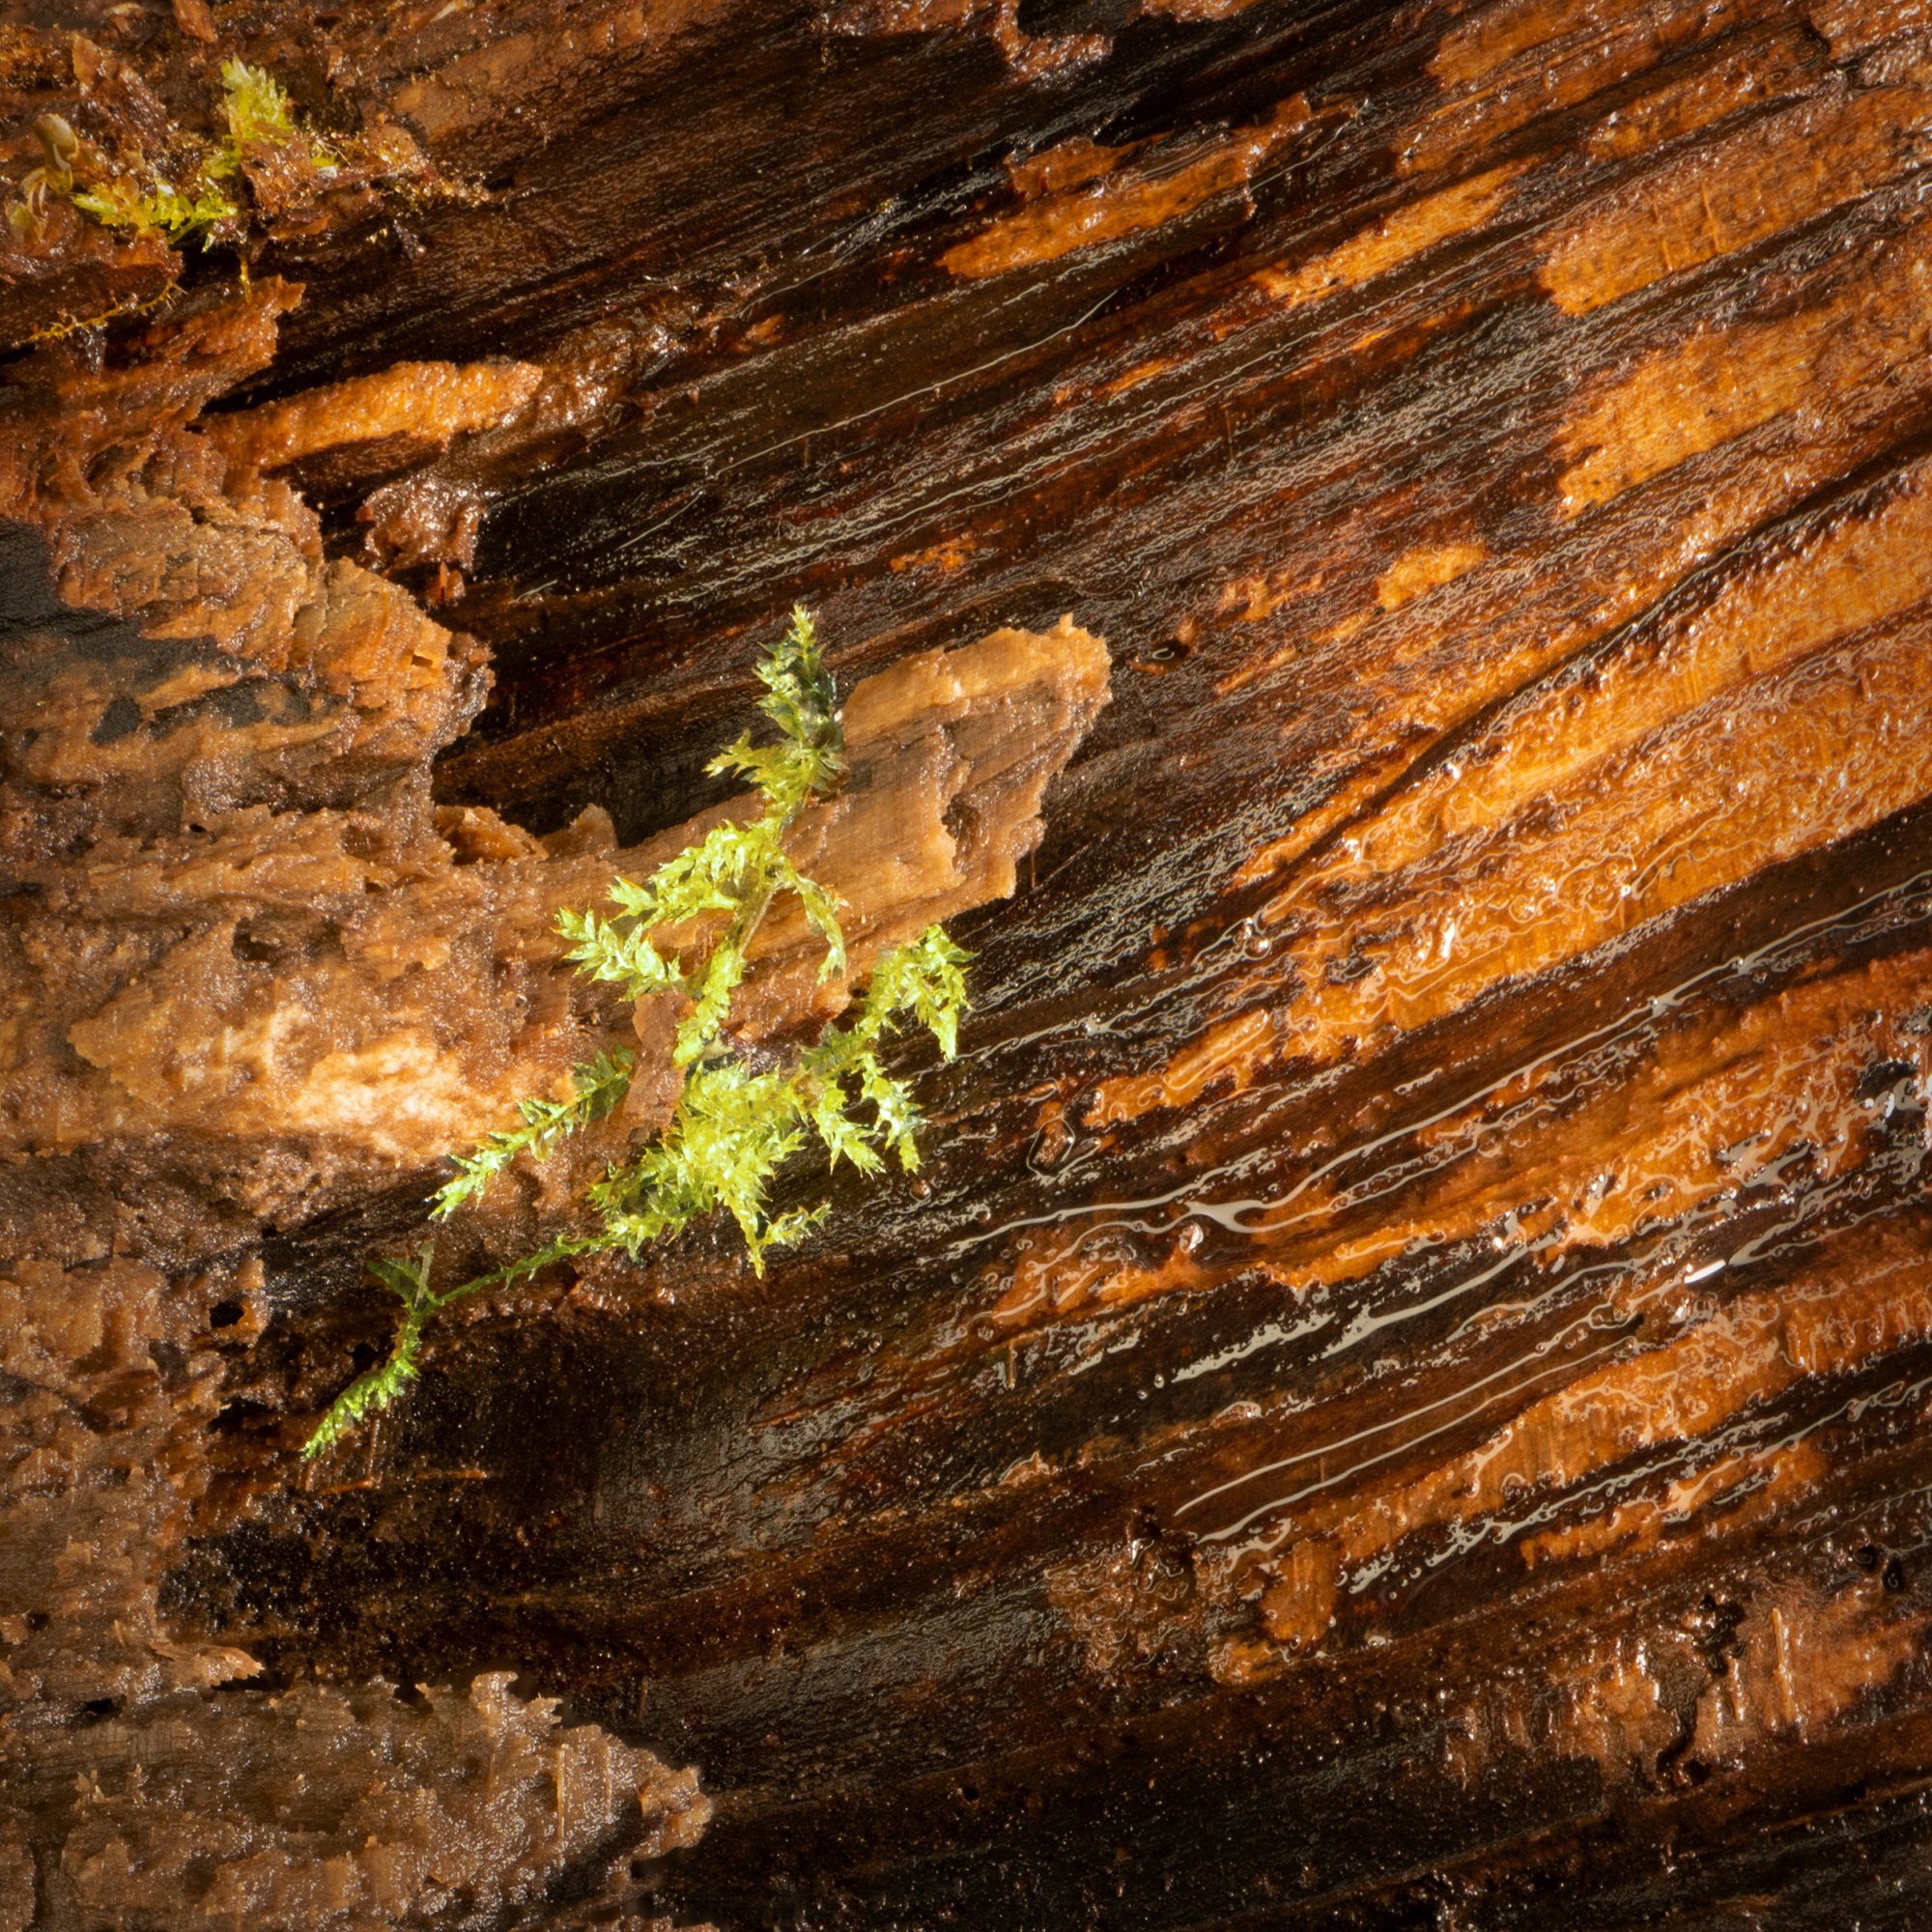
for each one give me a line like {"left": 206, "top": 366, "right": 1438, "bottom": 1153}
{"left": 7, "top": 0, "right": 1932, "bottom": 1925}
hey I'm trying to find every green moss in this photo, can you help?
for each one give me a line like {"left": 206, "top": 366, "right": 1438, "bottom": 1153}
{"left": 303, "top": 611, "right": 971, "bottom": 1458}
{"left": 215, "top": 59, "right": 298, "bottom": 157}
{"left": 11, "top": 57, "right": 335, "bottom": 259}
{"left": 71, "top": 175, "right": 237, "bottom": 245}
{"left": 298, "top": 1245, "right": 435, "bottom": 1459}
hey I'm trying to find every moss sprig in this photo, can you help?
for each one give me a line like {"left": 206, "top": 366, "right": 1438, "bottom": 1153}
{"left": 14, "top": 62, "right": 308, "bottom": 251}
{"left": 431, "top": 1047, "right": 636, "bottom": 1220}
{"left": 9, "top": 57, "right": 463, "bottom": 263}
{"left": 70, "top": 172, "right": 238, "bottom": 246}
{"left": 210, "top": 59, "right": 303, "bottom": 169}
{"left": 298, "top": 1243, "right": 435, "bottom": 1458}
{"left": 304, "top": 610, "right": 969, "bottom": 1457}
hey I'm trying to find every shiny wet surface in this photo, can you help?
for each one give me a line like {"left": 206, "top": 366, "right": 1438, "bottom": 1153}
{"left": 126, "top": 0, "right": 1932, "bottom": 1921}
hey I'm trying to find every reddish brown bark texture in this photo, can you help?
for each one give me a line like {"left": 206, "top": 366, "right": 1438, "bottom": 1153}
{"left": 7, "top": 0, "right": 1932, "bottom": 1925}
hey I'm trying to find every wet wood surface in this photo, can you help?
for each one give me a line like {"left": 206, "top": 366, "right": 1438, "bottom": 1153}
{"left": 9, "top": 0, "right": 1932, "bottom": 1924}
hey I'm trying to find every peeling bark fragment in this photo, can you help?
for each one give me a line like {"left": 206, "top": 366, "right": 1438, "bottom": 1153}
{"left": 5, "top": 604, "right": 1107, "bottom": 1209}
{"left": 38, "top": 1675, "right": 708, "bottom": 1928}
{"left": 204, "top": 356, "right": 545, "bottom": 479}
{"left": 0, "top": 1244, "right": 709, "bottom": 1930}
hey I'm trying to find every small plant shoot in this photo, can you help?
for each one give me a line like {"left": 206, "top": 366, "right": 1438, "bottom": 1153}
{"left": 9, "top": 55, "right": 463, "bottom": 296}
{"left": 15, "top": 62, "right": 309, "bottom": 251}
{"left": 304, "top": 610, "right": 969, "bottom": 1456}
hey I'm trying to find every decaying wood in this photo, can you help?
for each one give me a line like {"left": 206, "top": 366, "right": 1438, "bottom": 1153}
{"left": 0, "top": 269, "right": 1102, "bottom": 1925}
{"left": 7, "top": 0, "right": 1932, "bottom": 1926}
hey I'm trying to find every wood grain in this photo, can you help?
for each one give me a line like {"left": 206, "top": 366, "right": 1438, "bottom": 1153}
{"left": 8, "top": 0, "right": 1932, "bottom": 1924}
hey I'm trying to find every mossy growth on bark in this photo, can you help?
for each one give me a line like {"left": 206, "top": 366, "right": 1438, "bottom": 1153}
{"left": 9, "top": 55, "right": 466, "bottom": 281}
{"left": 303, "top": 611, "right": 970, "bottom": 1457}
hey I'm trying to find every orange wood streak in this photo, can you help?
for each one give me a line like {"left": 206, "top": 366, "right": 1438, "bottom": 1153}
{"left": 1406, "top": 0, "right": 1781, "bottom": 176}
{"left": 987, "top": 1225, "right": 1206, "bottom": 1328}
{"left": 1251, "top": 164, "right": 1527, "bottom": 308}
{"left": 1544, "top": 86, "right": 1932, "bottom": 316}
{"left": 1085, "top": 1006, "right": 1274, "bottom": 1127}
{"left": 1375, "top": 540, "right": 1489, "bottom": 611}
{"left": 989, "top": 939, "right": 1932, "bottom": 1339}
{"left": 1582, "top": 28, "right": 1825, "bottom": 160}
{"left": 202, "top": 360, "right": 545, "bottom": 471}
{"left": 1518, "top": 1442, "right": 1832, "bottom": 1570}
{"left": 1558, "top": 217, "right": 1932, "bottom": 513}
{"left": 941, "top": 99, "right": 1308, "bottom": 279}
{"left": 1224, "top": 753, "right": 1415, "bottom": 880}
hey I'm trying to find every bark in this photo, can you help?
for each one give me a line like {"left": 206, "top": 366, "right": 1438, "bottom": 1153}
{"left": 6, "top": 0, "right": 1932, "bottom": 1927}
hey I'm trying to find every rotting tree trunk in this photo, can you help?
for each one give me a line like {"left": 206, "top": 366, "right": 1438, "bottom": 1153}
{"left": 7, "top": 0, "right": 1932, "bottom": 1926}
